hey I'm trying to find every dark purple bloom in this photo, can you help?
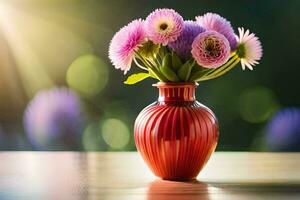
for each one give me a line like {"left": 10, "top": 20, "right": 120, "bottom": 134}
{"left": 24, "top": 87, "right": 84, "bottom": 150}
{"left": 168, "top": 21, "right": 205, "bottom": 60}
{"left": 266, "top": 108, "right": 300, "bottom": 151}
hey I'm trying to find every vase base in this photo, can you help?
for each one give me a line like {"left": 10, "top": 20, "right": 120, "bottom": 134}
{"left": 161, "top": 177, "right": 197, "bottom": 181}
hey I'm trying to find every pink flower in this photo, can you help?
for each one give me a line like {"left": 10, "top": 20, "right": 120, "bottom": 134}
{"left": 236, "top": 27, "right": 263, "bottom": 70}
{"left": 109, "top": 19, "right": 146, "bottom": 74}
{"left": 191, "top": 31, "right": 231, "bottom": 68}
{"left": 196, "top": 13, "right": 237, "bottom": 50}
{"left": 145, "top": 8, "right": 184, "bottom": 45}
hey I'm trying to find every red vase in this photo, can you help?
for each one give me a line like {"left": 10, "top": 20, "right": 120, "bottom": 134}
{"left": 134, "top": 82, "right": 219, "bottom": 180}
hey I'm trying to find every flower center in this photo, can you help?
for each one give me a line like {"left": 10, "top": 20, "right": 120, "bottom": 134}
{"left": 204, "top": 39, "right": 221, "bottom": 57}
{"left": 159, "top": 23, "right": 168, "bottom": 31}
{"left": 236, "top": 43, "right": 246, "bottom": 58}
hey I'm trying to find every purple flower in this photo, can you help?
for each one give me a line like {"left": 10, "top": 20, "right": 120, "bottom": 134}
{"left": 266, "top": 108, "right": 300, "bottom": 151}
{"left": 191, "top": 31, "right": 230, "bottom": 68}
{"left": 109, "top": 19, "right": 146, "bottom": 74}
{"left": 196, "top": 13, "right": 237, "bottom": 50}
{"left": 145, "top": 8, "right": 184, "bottom": 45}
{"left": 24, "top": 87, "right": 84, "bottom": 150}
{"left": 168, "top": 21, "right": 206, "bottom": 60}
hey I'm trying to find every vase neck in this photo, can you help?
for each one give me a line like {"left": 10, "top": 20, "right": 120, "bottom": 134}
{"left": 154, "top": 82, "right": 197, "bottom": 102}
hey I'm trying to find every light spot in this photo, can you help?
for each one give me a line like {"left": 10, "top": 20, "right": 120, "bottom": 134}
{"left": 67, "top": 54, "right": 109, "bottom": 97}
{"left": 82, "top": 122, "right": 107, "bottom": 151}
{"left": 238, "top": 86, "right": 279, "bottom": 123}
{"left": 101, "top": 118, "right": 130, "bottom": 149}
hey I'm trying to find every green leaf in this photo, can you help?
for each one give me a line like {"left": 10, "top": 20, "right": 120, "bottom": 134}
{"left": 137, "top": 41, "right": 160, "bottom": 58}
{"left": 148, "top": 68, "right": 168, "bottom": 82}
{"left": 171, "top": 52, "right": 182, "bottom": 71}
{"left": 162, "top": 53, "right": 172, "bottom": 67}
{"left": 189, "top": 67, "right": 211, "bottom": 81}
{"left": 160, "top": 65, "right": 180, "bottom": 82}
{"left": 177, "top": 60, "right": 194, "bottom": 81}
{"left": 124, "top": 73, "right": 151, "bottom": 85}
{"left": 158, "top": 45, "right": 167, "bottom": 58}
{"left": 191, "top": 63, "right": 203, "bottom": 73}
{"left": 148, "top": 68, "right": 157, "bottom": 79}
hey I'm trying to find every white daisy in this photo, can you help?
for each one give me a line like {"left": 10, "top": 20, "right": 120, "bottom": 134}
{"left": 236, "top": 27, "right": 263, "bottom": 70}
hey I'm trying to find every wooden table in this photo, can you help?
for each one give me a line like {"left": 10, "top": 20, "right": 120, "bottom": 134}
{"left": 0, "top": 152, "right": 299, "bottom": 199}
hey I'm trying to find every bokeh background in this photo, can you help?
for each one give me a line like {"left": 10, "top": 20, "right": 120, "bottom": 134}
{"left": 0, "top": 0, "right": 299, "bottom": 151}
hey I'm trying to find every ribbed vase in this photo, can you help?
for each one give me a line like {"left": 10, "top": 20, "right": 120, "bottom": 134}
{"left": 134, "top": 82, "right": 219, "bottom": 180}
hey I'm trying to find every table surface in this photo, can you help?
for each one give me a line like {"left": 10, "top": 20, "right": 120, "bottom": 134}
{"left": 0, "top": 152, "right": 300, "bottom": 200}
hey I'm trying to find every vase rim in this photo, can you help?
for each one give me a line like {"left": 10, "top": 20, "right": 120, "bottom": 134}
{"left": 153, "top": 82, "right": 198, "bottom": 88}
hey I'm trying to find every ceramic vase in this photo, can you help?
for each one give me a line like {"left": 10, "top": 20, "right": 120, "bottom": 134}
{"left": 134, "top": 82, "right": 219, "bottom": 180}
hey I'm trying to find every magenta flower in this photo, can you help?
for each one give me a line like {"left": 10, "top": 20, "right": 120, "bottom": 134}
{"left": 109, "top": 19, "right": 146, "bottom": 74}
{"left": 168, "top": 21, "right": 206, "bottom": 59}
{"left": 191, "top": 31, "right": 231, "bottom": 68}
{"left": 145, "top": 8, "right": 184, "bottom": 45}
{"left": 196, "top": 13, "right": 237, "bottom": 50}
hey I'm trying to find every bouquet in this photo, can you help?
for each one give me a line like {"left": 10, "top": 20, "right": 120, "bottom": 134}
{"left": 109, "top": 8, "right": 262, "bottom": 84}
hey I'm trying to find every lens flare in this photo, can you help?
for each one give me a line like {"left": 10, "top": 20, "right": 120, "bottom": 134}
{"left": 82, "top": 122, "right": 107, "bottom": 151}
{"left": 101, "top": 118, "right": 130, "bottom": 150}
{"left": 238, "top": 86, "right": 279, "bottom": 123}
{"left": 67, "top": 54, "right": 109, "bottom": 97}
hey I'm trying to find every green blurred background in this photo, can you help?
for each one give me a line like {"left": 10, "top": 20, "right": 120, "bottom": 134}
{"left": 0, "top": 0, "right": 299, "bottom": 151}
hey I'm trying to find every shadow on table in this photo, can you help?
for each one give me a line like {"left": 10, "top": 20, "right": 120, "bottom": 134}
{"left": 147, "top": 179, "right": 210, "bottom": 200}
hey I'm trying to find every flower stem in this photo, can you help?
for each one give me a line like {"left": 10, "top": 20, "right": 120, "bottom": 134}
{"left": 133, "top": 57, "right": 148, "bottom": 71}
{"left": 205, "top": 54, "right": 238, "bottom": 76}
{"left": 196, "top": 57, "right": 241, "bottom": 81}
{"left": 135, "top": 52, "right": 167, "bottom": 82}
{"left": 189, "top": 53, "right": 238, "bottom": 82}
